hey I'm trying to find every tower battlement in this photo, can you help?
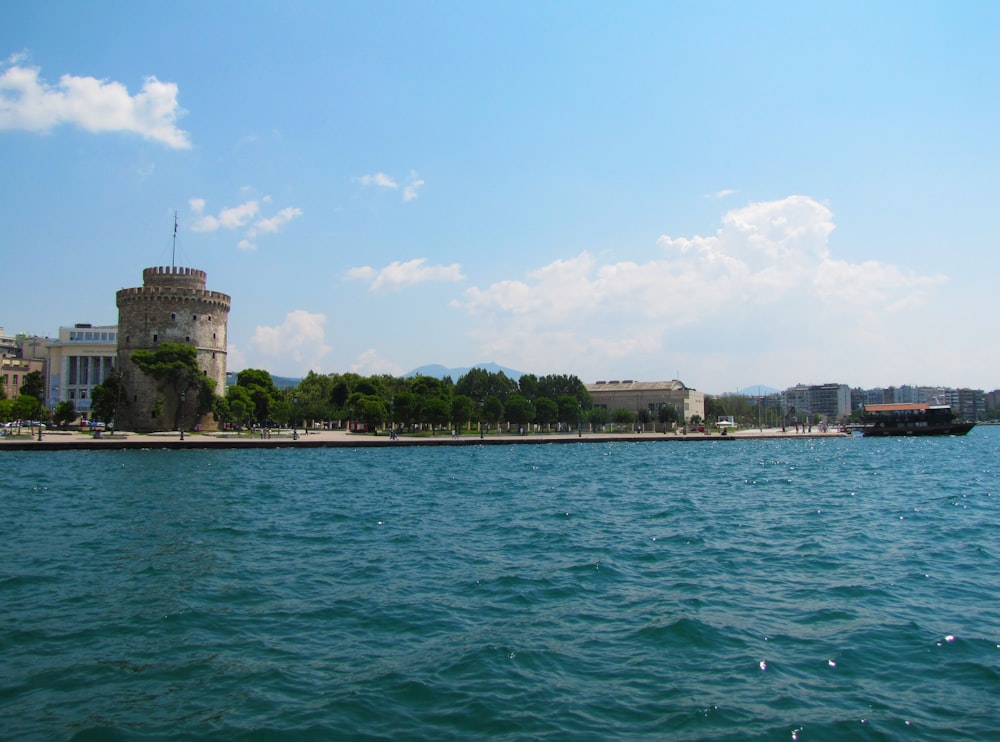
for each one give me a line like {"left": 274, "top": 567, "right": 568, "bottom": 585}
{"left": 142, "top": 265, "right": 208, "bottom": 290}
{"left": 116, "top": 285, "right": 232, "bottom": 311}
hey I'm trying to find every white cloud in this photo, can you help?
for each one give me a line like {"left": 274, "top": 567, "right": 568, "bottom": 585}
{"left": 0, "top": 59, "right": 190, "bottom": 148}
{"left": 248, "top": 310, "right": 332, "bottom": 371}
{"left": 403, "top": 172, "right": 425, "bottom": 201}
{"left": 355, "top": 170, "right": 425, "bottom": 201}
{"left": 356, "top": 172, "right": 398, "bottom": 189}
{"left": 345, "top": 258, "right": 465, "bottom": 291}
{"left": 218, "top": 201, "right": 259, "bottom": 229}
{"left": 188, "top": 196, "right": 301, "bottom": 248}
{"left": 349, "top": 348, "right": 404, "bottom": 376}
{"left": 249, "top": 206, "right": 303, "bottom": 236}
{"left": 453, "top": 195, "right": 949, "bottom": 389}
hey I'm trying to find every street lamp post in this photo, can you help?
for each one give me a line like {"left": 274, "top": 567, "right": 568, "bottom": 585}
{"left": 37, "top": 391, "right": 44, "bottom": 441}
{"left": 179, "top": 391, "right": 186, "bottom": 440}
{"left": 292, "top": 394, "right": 299, "bottom": 440}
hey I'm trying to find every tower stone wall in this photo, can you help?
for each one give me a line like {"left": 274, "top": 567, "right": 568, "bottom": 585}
{"left": 116, "top": 266, "right": 231, "bottom": 433}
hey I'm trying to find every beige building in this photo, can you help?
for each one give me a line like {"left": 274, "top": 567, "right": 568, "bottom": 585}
{"left": 585, "top": 379, "right": 706, "bottom": 423}
{"left": 1, "top": 356, "right": 44, "bottom": 401}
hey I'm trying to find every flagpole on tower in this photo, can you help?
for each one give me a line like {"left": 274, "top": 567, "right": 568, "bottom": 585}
{"left": 171, "top": 210, "right": 178, "bottom": 270}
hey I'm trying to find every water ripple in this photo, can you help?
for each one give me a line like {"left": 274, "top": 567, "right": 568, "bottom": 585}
{"left": 3, "top": 433, "right": 999, "bottom": 739}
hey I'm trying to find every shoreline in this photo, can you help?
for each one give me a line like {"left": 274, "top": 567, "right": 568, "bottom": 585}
{"left": 0, "top": 427, "right": 850, "bottom": 451}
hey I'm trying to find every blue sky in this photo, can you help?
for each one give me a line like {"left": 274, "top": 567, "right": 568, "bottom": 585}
{"left": 3, "top": 1, "right": 998, "bottom": 393}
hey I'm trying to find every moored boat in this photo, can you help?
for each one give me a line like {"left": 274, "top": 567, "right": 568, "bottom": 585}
{"left": 862, "top": 403, "right": 975, "bottom": 437}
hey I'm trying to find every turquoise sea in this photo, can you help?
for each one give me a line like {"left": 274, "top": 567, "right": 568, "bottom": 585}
{"left": 2, "top": 431, "right": 998, "bottom": 740}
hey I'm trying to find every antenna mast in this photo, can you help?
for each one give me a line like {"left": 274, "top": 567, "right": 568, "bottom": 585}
{"left": 171, "top": 211, "right": 178, "bottom": 270}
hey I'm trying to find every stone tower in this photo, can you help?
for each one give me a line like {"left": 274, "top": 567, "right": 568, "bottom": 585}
{"left": 115, "top": 266, "right": 231, "bottom": 433}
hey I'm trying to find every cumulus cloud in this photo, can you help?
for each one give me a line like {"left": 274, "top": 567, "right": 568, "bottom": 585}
{"left": 345, "top": 258, "right": 465, "bottom": 291}
{"left": 453, "top": 195, "right": 949, "bottom": 387}
{"left": 0, "top": 57, "right": 190, "bottom": 148}
{"left": 248, "top": 310, "right": 332, "bottom": 371}
{"left": 188, "top": 195, "right": 301, "bottom": 250}
{"left": 349, "top": 348, "right": 404, "bottom": 376}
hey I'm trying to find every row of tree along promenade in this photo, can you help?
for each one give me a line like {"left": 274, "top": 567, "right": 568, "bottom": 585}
{"left": 4, "top": 358, "right": 847, "bottom": 449}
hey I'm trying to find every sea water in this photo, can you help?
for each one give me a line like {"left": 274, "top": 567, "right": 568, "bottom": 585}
{"left": 2, "top": 431, "right": 998, "bottom": 740}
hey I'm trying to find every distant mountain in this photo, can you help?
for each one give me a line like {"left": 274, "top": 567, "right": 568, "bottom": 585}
{"left": 406, "top": 362, "right": 527, "bottom": 380}
{"left": 226, "top": 371, "right": 301, "bottom": 389}
{"left": 225, "top": 364, "right": 526, "bottom": 388}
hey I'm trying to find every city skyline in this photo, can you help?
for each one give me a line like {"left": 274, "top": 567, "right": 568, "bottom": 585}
{"left": 3, "top": 2, "right": 999, "bottom": 395}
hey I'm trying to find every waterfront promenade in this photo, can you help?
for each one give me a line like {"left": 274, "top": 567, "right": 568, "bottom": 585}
{"left": 0, "top": 426, "right": 848, "bottom": 451}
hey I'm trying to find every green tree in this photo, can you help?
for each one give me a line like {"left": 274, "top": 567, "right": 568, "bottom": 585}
{"left": 19, "top": 370, "right": 44, "bottom": 400}
{"left": 409, "top": 375, "right": 452, "bottom": 430}
{"left": 451, "top": 394, "right": 474, "bottom": 433}
{"left": 423, "top": 397, "right": 451, "bottom": 433}
{"left": 538, "top": 374, "right": 591, "bottom": 407}
{"left": 354, "top": 377, "right": 383, "bottom": 398}
{"left": 533, "top": 397, "right": 558, "bottom": 431}
{"left": 235, "top": 368, "right": 278, "bottom": 423}
{"left": 588, "top": 406, "right": 608, "bottom": 431}
{"left": 91, "top": 372, "right": 125, "bottom": 425}
{"left": 329, "top": 375, "right": 356, "bottom": 414}
{"left": 637, "top": 409, "right": 652, "bottom": 429}
{"left": 557, "top": 395, "right": 581, "bottom": 430}
{"left": 225, "top": 386, "right": 253, "bottom": 428}
{"left": 53, "top": 400, "right": 77, "bottom": 428}
{"left": 229, "top": 398, "right": 250, "bottom": 429}
{"left": 504, "top": 394, "right": 534, "bottom": 431}
{"left": 131, "top": 343, "right": 214, "bottom": 431}
{"left": 393, "top": 391, "right": 420, "bottom": 431}
{"left": 270, "top": 397, "right": 291, "bottom": 427}
{"left": 295, "top": 371, "right": 333, "bottom": 425}
{"left": 13, "top": 394, "right": 39, "bottom": 420}
{"left": 657, "top": 403, "right": 679, "bottom": 429}
{"left": 482, "top": 396, "right": 504, "bottom": 432}
{"left": 354, "top": 395, "right": 387, "bottom": 433}
{"left": 455, "top": 368, "right": 518, "bottom": 406}
{"left": 518, "top": 373, "right": 539, "bottom": 400}
{"left": 611, "top": 407, "right": 636, "bottom": 428}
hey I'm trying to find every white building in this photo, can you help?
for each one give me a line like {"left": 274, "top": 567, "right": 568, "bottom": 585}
{"left": 43, "top": 324, "right": 118, "bottom": 414}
